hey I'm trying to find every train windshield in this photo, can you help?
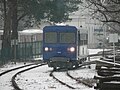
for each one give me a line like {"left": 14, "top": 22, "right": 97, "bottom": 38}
{"left": 45, "top": 32, "right": 57, "bottom": 43}
{"left": 60, "top": 32, "right": 75, "bottom": 43}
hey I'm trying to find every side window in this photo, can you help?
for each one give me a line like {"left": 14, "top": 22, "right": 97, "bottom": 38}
{"left": 80, "top": 33, "right": 88, "bottom": 45}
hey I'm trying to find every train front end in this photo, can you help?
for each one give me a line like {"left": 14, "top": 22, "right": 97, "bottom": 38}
{"left": 43, "top": 26, "right": 77, "bottom": 69}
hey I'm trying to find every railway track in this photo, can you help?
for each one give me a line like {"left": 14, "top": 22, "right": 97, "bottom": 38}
{"left": 50, "top": 70, "right": 76, "bottom": 89}
{"left": 0, "top": 63, "right": 36, "bottom": 76}
{"left": 0, "top": 60, "right": 96, "bottom": 90}
{"left": 12, "top": 63, "right": 46, "bottom": 90}
{"left": 53, "top": 50, "right": 108, "bottom": 89}
{"left": 48, "top": 50, "right": 120, "bottom": 90}
{"left": 66, "top": 71, "right": 95, "bottom": 88}
{"left": 49, "top": 61, "right": 97, "bottom": 90}
{"left": 0, "top": 62, "right": 46, "bottom": 90}
{"left": 94, "top": 54, "right": 120, "bottom": 90}
{"left": 46, "top": 51, "right": 101, "bottom": 89}
{"left": 94, "top": 67, "right": 120, "bottom": 90}
{"left": 50, "top": 69, "right": 84, "bottom": 89}
{"left": 0, "top": 50, "right": 119, "bottom": 90}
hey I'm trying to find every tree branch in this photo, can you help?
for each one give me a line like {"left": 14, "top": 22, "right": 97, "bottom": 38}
{"left": 111, "top": 0, "right": 120, "bottom": 4}
{"left": 102, "top": 20, "right": 120, "bottom": 24}
{"left": 17, "top": 13, "right": 28, "bottom": 22}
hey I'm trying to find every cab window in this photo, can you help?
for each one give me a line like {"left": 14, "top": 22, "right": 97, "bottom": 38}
{"left": 45, "top": 32, "right": 57, "bottom": 43}
{"left": 60, "top": 32, "right": 75, "bottom": 43}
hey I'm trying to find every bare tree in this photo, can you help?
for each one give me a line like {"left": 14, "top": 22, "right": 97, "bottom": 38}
{"left": 82, "top": 0, "right": 120, "bottom": 33}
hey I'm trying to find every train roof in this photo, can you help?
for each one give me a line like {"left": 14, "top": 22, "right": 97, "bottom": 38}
{"left": 43, "top": 25, "right": 77, "bottom": 32}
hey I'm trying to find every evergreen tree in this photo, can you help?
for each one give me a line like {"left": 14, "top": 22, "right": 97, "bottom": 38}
{"left": 0, "top": 0, "right": 81, "bottom": 59}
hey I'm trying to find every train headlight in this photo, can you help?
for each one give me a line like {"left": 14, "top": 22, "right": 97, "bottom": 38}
{"left": 45, "top": 47, "right": 49, "bottom": 51}
{"left": 70, "top": 47, "right": 75, "bottom": 52}
{"left": 44, "top": 47, "right": 52, "bottom": 51}
{"left": 68, "top": 47, "right": 75, "bottom": 52}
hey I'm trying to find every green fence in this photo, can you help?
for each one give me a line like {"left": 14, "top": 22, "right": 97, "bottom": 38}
{"left": 14, "top": 41, "right": 42, "bottom": 59}
{"left": 0, "top": 41, "right": 42, "bottom": 65}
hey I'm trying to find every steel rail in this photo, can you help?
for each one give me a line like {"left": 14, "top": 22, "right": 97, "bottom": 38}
{"left": 50, "top": 70, "right": 76, "bottom": 89}
{"left": 11, "top": 63, "right": 46, "bottom": 90}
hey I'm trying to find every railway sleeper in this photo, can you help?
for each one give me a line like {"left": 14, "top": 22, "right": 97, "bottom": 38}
{"left": 97, "top": 67, "right": 120, "bottom": 76}
{"left": 95, "top": 82, "right": 120, "bottom": 90}
{"left": 94, "top": 76, "right": 120, "bottom": 82}
{"left": 97, "top": 70, "right": 120, "bottom": 76}
{"left": 98, "top": 68, "right": 120, "bottom": 71}
{"left": 96, "top": 58, "right": 120, "bottom": 70}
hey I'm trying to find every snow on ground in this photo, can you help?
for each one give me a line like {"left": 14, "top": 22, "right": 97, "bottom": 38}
{"left": 16, "top": 65, "right": 71, "bottom": 90}
{"left": 0, "top": 49, "right": 103, "bottom": 90}
{"left": 0, "top": 62, "right": 31, "bottom": 73}
{"left": 88, "top": 49, "right": 104, "bottom": 54}
{"left": 53, "top": 70, "right": 94, "bottom": 90}
{"left": 0, "top": 63, "right": 36, "bottom": 90}
{"left": 15, "top": 65, "right": 95, "bottom": 90}
{"left": 68, "top": 64, "right": 97, "bottom": 89}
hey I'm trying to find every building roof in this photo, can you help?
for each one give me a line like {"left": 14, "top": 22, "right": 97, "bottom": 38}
{"left": 19, "top": 29, "right": 43, "bottom": 35}
{"left": 0, "top": 29, "right": 43, "bottom": 35}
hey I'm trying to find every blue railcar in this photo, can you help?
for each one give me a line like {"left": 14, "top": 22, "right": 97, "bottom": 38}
{"left": 43, "top": 25, "right": 88, "bottom": 69}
